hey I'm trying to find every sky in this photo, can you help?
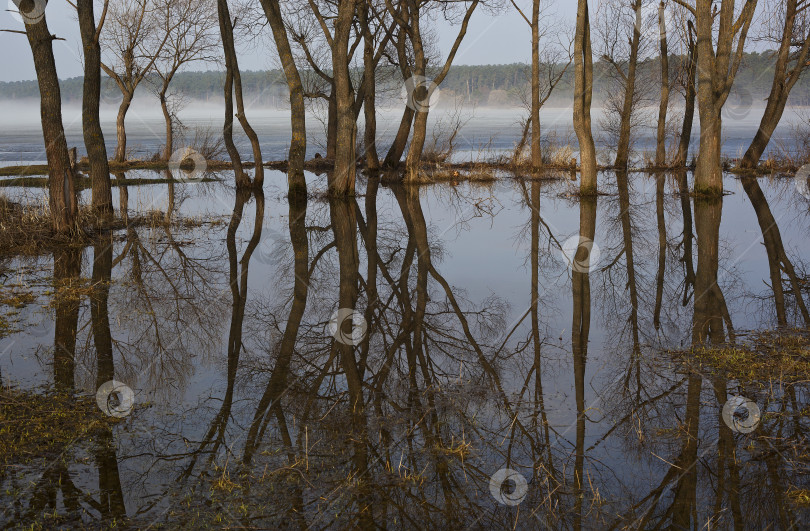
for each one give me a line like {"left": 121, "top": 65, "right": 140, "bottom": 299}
{"left": 0, "top": 0, "right": 579, "bottom": 82}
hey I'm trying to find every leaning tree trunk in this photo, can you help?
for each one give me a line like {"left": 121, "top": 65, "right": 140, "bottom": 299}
{"left": 114, "top": 93, "right": 132, "bottom": 163}
{"left": 330, "top": 0, "right": 358, "bottom": 195}
{"left": 614, "top": 0, "right": 643, "bottom": 169}
{"left": 77, "top": 0, "right": 113, "bottom": 216}
{"left": 573, "top": 0, "right": 598, "bottom": 194}
{"left": 740, "top": 0, "right": 810, "bottom": 170}
{"left": 24, "top": 5, "right": 78, "bottom": 232}
{"left": 160, "top": 87, "right": 173, "bottom": 161}
{"left": 655, "top": 0, "right": 670, "bottom": 168}
{"left": 675, "top": 23, "right": 697, "bottom": 168}
{"left": 384, "top": 24, "right": 414, "bottom": 168}
{"left": 259, "top": 0, "right": 307, "bottom": 190}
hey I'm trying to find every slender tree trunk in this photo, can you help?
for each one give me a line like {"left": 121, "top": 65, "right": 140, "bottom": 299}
{"left": 219, "top": 0, "right": 262, "bottom": 188}
{"left": 77, "top": 0, "right": 112, "bottom": 216}
{"left": 676, "top": 23, "right": 697, "bottom": 168}
{"left": 384, "top": 25, "right": 414, "bottom": 168}
{"left": 259, "top": 0, "right": 307, "bottom": 189}
{"left": 740, "top": 0, "right": 810, "bottom": 169}
{"left": 221, "top": 64, "right": 246, "bottom": 184}
{"left": 114, "top": 94, "right": 132, "bottom": 163}
{"left": 655, "top": 1, "right": 670, "bottom": 168}
{"left": 160, "top": 87, "right": 173, "bottom": 161}
{"left": 360, "top": 1, "right": 379, "bottom": 170}
{"left": 614, "top": 1, "right": 643, "bottom": 169}
{"left": 24, "top": 7, "right": 78, "bottom": 232}
{"left": 330, "top": 0, "right": 358, "bottom": 195}
{"left": 326, "top": 89, "right": 337, "bottom": 159}
{"left": 531, "top": 0, "right": 542, "bottom": 169}
{"left": 573, "top": 0, "right": 598, "bottom": 195}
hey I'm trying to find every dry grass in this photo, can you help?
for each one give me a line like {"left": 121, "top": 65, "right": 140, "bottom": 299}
{"left": 0, "top": 386, "right": 110, "bottom": 466}
{"left": 671, "top": 329, "right": 810, "bottom": 383}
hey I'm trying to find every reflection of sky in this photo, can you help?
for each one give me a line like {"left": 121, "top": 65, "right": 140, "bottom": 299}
{"left": 1, "top": 170, "right": 808, "bottom": 522}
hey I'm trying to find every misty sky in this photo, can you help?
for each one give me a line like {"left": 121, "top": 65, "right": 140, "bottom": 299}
{"left": 0, "top": 0, "right": 578, "bottom": 82}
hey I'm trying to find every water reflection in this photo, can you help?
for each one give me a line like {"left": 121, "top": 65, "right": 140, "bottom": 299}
{"left": 1, "top": 171, "right": 808, "bottom": 528}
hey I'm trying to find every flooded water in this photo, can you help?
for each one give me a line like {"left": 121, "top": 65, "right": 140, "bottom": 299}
{"left": 1, "top": 170, "right": 809, "bottom": 528}
{"left": 0, "top": 104, "right": 801, "bottom": 166}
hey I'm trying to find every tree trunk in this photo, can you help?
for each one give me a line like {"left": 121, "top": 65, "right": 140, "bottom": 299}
{"left": 360, "top": 1, "right": 379, "bottom": 170}
{"left": 676, "top": 23, "right": 697, "bottom": 168}
{"left": 160, "top": 88, "right": 173, "bottom": 161}
{"left": 655, "top": 1, "right": 670, "bottom": 168}
{"left": 24, "top": 7, "right": 78, "bottom": 232}
{"left": 614, "top": 1, "right": 643, "bottom": 169}
{"left": 77, "top": 0, "right": 113, "bottom": 217}
{"left": 384, "top": 25, "right": 414, "bottom": 168}
{"left": 573, "top": 0, "right": 598, "bottom": 195}
{"left": 221, "top": 67, "right": 247, "bottom": 186}
{"left": 693, "top": 0, "right": 756, "bottom": 195}
{"left": 114, "top": 94, "right": 132, "bottom": 163}
{"left": 326, "top": 89, "right": 337, "bottom": 159}
{"left": 330, "top": 0, "right": 358, "bottom": 195}
{"left": 219, "top": 0, "right": 262, "bottom": 188}
{"left": 259, "top": 0, "right": 307, "bottom": 188}
{"left": 530, "top": 0, "right": 542, "bottom": 169}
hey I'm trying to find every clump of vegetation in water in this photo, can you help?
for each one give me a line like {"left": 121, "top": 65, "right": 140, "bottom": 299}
{"left": 0, "top": 387, "right": 112, "bottom": 466}
{"left": 672, "top": 329, "right": 810, "bottom": 384}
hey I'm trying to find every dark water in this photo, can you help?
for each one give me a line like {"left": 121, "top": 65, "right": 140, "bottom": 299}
{"left": 1, "top": 170, "right": 809, "bottom": 529}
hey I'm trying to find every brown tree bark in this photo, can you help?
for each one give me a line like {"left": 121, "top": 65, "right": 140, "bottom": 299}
{"left": 614, "top": 0, "right": 644, "bottom": 169}
{"left": 258, "top": 0, "right": 307, "bottom": 189}
{"left": 694, "top": 0, "right": 757, "bottom": 195}
{"left": 383, "top": 25, "right": 414, "bottom": 168}
{"left": 218, "top": 0, "right": 263, "bottom": 188}
{"left": 114, "top": 94, "right": 132, "bottom": 163}
{"left": 675, "top": 21, "right": 697, "bottom": 168}
{"left": 573, "top": 0, "right": 598, "bottom": 195}
{"left": 22, "top": 1, "right": 78, "bottom": 232}
{"left": 402, "top": 0, "right": 479, "bottom": 176}
{"left": 77, "top": 0, "right": 113, "bottom": 216}
{"left": 740, "top": 0, "right": 810, "bottom": 169}
{"left": 531, "top": 0, "right": 542, "bottom": 169}
{"left": 330, "top": 0, "right": 359, "bottom": 195}
{"left": 655, "top": 1, "right": 670, "bottom": 167}
{"left": 359, "top": 0, "right": 379, "bottom": 170}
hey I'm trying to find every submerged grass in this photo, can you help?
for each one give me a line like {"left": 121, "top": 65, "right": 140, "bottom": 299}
{"left": 672, "top": 329, "right": 810, "bottom": 383}
{"left": 0, "top": 386, "right": 110, "bottom": 466}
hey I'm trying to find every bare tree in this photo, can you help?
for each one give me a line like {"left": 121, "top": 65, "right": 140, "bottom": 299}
{"left": 685, "top": 0, "right": 758, "bottom": 194}
{"left": 656, "top": 0, "right": 670, "bottom": 167}
{"left": 5, "top": 0, "right": 78, "bottom": 232}
{"left": 75, "top": 0, "right": 113, "bottom": 215}
{"left": 508, "top": 0, "right": 571, "bottom": 170}
{"left": 597, "top": 0, "right": 647, "bottom": 169}
{"left": 152, "top": 0, "right": 219, "bottom": 163}
{"left": 100, "top": 0, "right": 174, "bottom": 162}
{"left": 394, "top": 0, "right": 480, "bottom": 177}
{"left": 573, "top": 0, "right": 598, "bottom": 194}
{"left": 740, "top": 0, "right": 810, "bottom": 169}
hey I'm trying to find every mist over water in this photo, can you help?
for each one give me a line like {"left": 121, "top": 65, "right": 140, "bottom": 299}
{"left": 0, "top": 99, "right": 802, "bottom": 166}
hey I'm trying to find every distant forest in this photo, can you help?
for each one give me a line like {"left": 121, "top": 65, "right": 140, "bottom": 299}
{"left": 3, "top": 51, "right": 809, "bottom": 108}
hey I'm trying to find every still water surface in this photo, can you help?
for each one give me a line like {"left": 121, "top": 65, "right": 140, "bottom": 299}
{"left": 1, "top": 170, "right": 809, "bottom": 528}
